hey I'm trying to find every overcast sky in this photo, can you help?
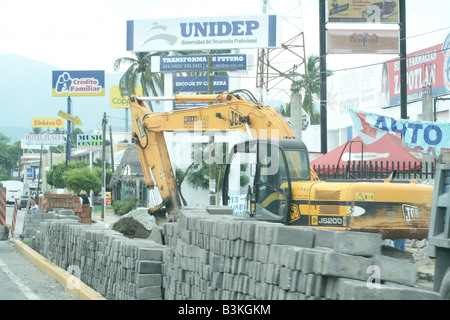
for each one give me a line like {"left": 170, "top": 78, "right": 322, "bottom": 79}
{"left": 1, "top": 0, "right": 449, "bottom": 74}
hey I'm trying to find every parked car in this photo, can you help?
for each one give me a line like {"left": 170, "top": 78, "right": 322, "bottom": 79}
{"left": 18, "top": 195, "right": 30, "bottom": 210}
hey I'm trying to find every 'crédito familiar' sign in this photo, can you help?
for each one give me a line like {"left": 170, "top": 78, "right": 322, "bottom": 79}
{"left": 127, "top": 15, "right": 280, "bottom": 52}
{"left": 52, "top": 70, "right": 105, "bottom": 97}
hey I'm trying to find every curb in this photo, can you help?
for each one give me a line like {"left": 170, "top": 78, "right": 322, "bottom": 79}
{"left": 14, "top": 240, "right": 106, "bottom": 300}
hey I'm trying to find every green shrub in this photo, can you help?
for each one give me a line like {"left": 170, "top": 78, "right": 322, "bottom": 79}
{"left": 113, "top": 197, "right": 138, "bottom": 215}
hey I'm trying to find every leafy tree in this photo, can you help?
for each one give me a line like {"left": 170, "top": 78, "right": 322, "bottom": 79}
{"left": 30, "top": 127, "right": 44, "bottom": 134}
{"left": 46, "top": 160, "right": 111, "bottom": 194}
{"left": 185, "top": 142, "right": 248, "bottom": 193}
{"left": 63, "top": 167, "right": 102, "bottom": 194}
{"left": 46, "top": 161, "right": 87, "bottom": 189}
{"left": 0, "top": 134, "right": 21, "bottom": 180}
{"left": 276, "top": 102, "right": 291, "bottom": 117}
{"left": 290, "top": 55, "right": 333, "bottom": 125}
{"left": 113, "top": 52, "right": 166, "bottom": 111}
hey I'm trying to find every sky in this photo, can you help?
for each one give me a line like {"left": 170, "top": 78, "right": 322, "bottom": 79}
{"left": 1, "top": 0, "right": 449, "bottom": 75}
{"left": 1, "top": 0, "right": 450, "bottom": 115}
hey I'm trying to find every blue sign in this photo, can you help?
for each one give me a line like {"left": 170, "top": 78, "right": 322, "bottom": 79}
{"left": 173, "top": 76, "right": 229, "bottom": 93}
{"left": 158, "top": 54, "right": 247, "bottom": 72}
{"left": 26, "top": 168, "right": 36, "bottom": 180}
{"left": 52, "top": 70, "right": 105, "bottom": 97}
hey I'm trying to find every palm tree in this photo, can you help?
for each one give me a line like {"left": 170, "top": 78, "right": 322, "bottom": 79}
{"left": 290, "top": 55, "right": 332, "bottom": 125}
{"left": 113, "top": 52, "right": 167, "bottom": 111}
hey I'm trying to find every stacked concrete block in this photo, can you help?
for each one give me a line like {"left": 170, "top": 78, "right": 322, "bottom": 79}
{"left": 33, "top": 217, "right": 168, "bottom": 300}
{"left": 22, "top": 205, "right": 441, "bottom": 300}
{"left": 162, "top": 208, "right": 440, "bottom": 300}
{"left": 22, "top": 209, "right": 78, "bottom": 245}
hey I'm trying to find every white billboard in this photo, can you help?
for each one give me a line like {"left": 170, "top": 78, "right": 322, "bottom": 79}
{"left": 21, "top": 134, "right": 66, "bottom": 150}
{"left": 127, "top": 15, "right": 280, "bottom": 52}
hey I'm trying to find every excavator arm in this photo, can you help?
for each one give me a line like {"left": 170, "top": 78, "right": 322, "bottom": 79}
{"left": 129, "top": 90, "right": 301, "bottom": 221}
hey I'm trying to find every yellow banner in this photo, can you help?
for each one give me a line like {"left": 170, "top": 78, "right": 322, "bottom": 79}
{"left": 110, "top": 85, "right": 143, "bottom": 108}
{"left": 328, "top": 0, "right": 399, "bottom": 23}
{"left": 32, "top": 118, "right": 65, "bottom": 128}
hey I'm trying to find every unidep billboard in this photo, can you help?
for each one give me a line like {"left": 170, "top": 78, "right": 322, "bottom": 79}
{"left": 127, "top": 15, "right": 280, "bottom": 52}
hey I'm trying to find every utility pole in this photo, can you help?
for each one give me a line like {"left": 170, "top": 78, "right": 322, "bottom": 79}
{"left": 101, "top": 112, "right": 107, "bottom": 220}
{"left": 399, "top": 0, "right": 407, "bottom": 120}
{"left": 207, "top": 56, "right": 216, "bottom": 205}
{"left": 319, "top": 0, "right": 327, "bottom": 153}
{"left": 65, "top": 96, "right": 72, "bottom": 171}
{"left": 109, "top": 125, "right": 114, "bottom": 173}
{"left": 37, "top": 144, "right": 43, "bottom": 205}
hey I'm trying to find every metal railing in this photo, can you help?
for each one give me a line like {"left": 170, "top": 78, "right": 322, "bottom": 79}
{"left": 313, "top": 160, "right": 436, "bottom": 181}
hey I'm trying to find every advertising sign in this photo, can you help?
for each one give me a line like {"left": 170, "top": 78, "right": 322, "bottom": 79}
{"left": 26, "top": 168, "right": 36, "bottom": 180}
{"left": 32, "top": 117, "right": 65, "bottom": 128}
{"left": 327, "top": 29, "right": 399, "bottom": 54}
{"left": 77, "top": 134, "right": 103, "bottom": 150}
{"left": 173, "top": 76, "right": 229, "bottom": 93}
{"left": 127, "top": 15, "right": 280, "bottom": 52}
{"left": 22, "top": 134, "right": 66, "bottom": 149}
{"left": 110, "top": 85, "right": 143, "bottom": 108}
{"left": 106, "top": 192, "right": 111, "bottom": 206}
{"left": 58, "top": 110, "right": 83, "bottom": 125}
{"left": 152, "top": 54, "right": 247, "bottom": 72}
{"left": 349, "top": 108, "right": 450, "bottom": 157}
{"left": 383, "top": 35, "right": 450, "bottom": 107}
{"left": 328, "top": 0, "right": 399, "bottom": 23}
{"left": 52, "top": 70, "right": 105, "bottom": 97}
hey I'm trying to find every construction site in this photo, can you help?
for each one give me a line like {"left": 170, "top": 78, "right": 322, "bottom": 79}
{"left": 1, "top": 0, "right": 450, "bottom": 304}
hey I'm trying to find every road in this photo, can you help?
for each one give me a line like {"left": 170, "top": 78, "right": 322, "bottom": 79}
{"left": 0, "top": 205, "right": 78, "bottom": 300}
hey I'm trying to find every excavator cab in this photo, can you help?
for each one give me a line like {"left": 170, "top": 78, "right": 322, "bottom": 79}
{"left": 222, "top": 139, "right": 310, "bottom": 224}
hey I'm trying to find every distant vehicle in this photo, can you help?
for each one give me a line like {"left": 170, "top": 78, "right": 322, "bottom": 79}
{"left": 18, "top": 195, "right": 30, "bottom": 210}
{"left": 1, "top": 180, "right": 24, "bottom": 205}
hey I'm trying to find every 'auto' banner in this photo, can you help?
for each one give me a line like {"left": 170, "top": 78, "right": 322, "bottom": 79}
{"left": 349, "top": 109, "right": 450, "bottom": 157}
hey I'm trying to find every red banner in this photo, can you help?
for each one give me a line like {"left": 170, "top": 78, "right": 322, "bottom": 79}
{"left": 383, "top": 40, "right": 449, "bottom": 108}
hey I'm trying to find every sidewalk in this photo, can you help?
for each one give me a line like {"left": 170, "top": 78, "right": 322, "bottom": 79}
{"left": 91, "top": 209, "right": 121, "bottom": 227}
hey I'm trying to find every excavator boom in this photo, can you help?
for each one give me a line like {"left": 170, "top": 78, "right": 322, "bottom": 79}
{"left": 129, "top": 90, "right": 298, "bottom": 221}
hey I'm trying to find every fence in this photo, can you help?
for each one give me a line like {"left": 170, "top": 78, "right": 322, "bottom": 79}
{"left": 312, "top": 160, "right": 436, "bottom": 181}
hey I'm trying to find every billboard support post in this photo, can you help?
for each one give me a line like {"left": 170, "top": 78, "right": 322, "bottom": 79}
{"left": 65, "top": 96, "right": 72, "bottom": 171}
{"left": 399, "top": 0, "right": 407, "bottom": 120}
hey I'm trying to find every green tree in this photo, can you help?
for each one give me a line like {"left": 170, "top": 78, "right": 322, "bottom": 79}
{"left": 63, "top": 167, "right": 102, "bottom": 194}
{"left": 276, "top": 102, "right": 291, "bottom": 117}
{"left": 47, "top": 160, "right": 111, "bottom": 193}
{"left": 30, "top": 127, "right": 44, "bottom": 134}
{"left": 290, "top": 55, "right": 333, "bottom": 125}
{"left": 0, "top": 134, "right": 22, "bottom": 180}
{"left": 185, "top": 143, "right": 248, "bottom": 193}
{"left": 47, "top": 161, "right": 87, "bottom": 189}
{"left": 113, "top": 52, "right": 166, "bottom": 111}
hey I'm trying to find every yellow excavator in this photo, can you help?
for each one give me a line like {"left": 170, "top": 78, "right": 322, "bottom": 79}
{"left": 129, "top": 90, "right": 433, "bottom": 239}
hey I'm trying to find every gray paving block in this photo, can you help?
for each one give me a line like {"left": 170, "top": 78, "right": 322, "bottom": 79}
{"left": 272, "top": 226, "right": 315, "bottom": 248}
{"left": 333, "top": 231, "right": 381, "bottom": 257}
{"left": 135, "top": 274, "right": 162, "bottom": 288}
{"left": 135, "top": 286, "right": 162, "bottom": 300}
{"left": 336, "top": 278, "right": 440, "bottom": 300}
{"left": 136, "top": 261, "right": 162, "bottom": 274}
{"left": 321, "top": 251, "right": 373, "bottom": 281}
{"left": 372, "top": 255, "right": 418, "bottom": 286}
{"left": 314, "top": 229, "right": 335, "bottom": 249}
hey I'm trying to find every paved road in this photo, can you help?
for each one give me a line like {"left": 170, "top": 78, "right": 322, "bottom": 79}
{"left": 0, "top": 205, "right": 78, "bottom": 300}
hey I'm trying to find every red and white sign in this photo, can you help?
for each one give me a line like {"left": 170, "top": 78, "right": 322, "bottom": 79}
{"left": 383, "top": 36, "right": 450, "bottom": 107}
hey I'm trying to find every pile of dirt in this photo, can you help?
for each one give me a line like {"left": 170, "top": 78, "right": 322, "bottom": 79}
{"left": 112, "top": 216, "right": 151, "bottom": 239}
